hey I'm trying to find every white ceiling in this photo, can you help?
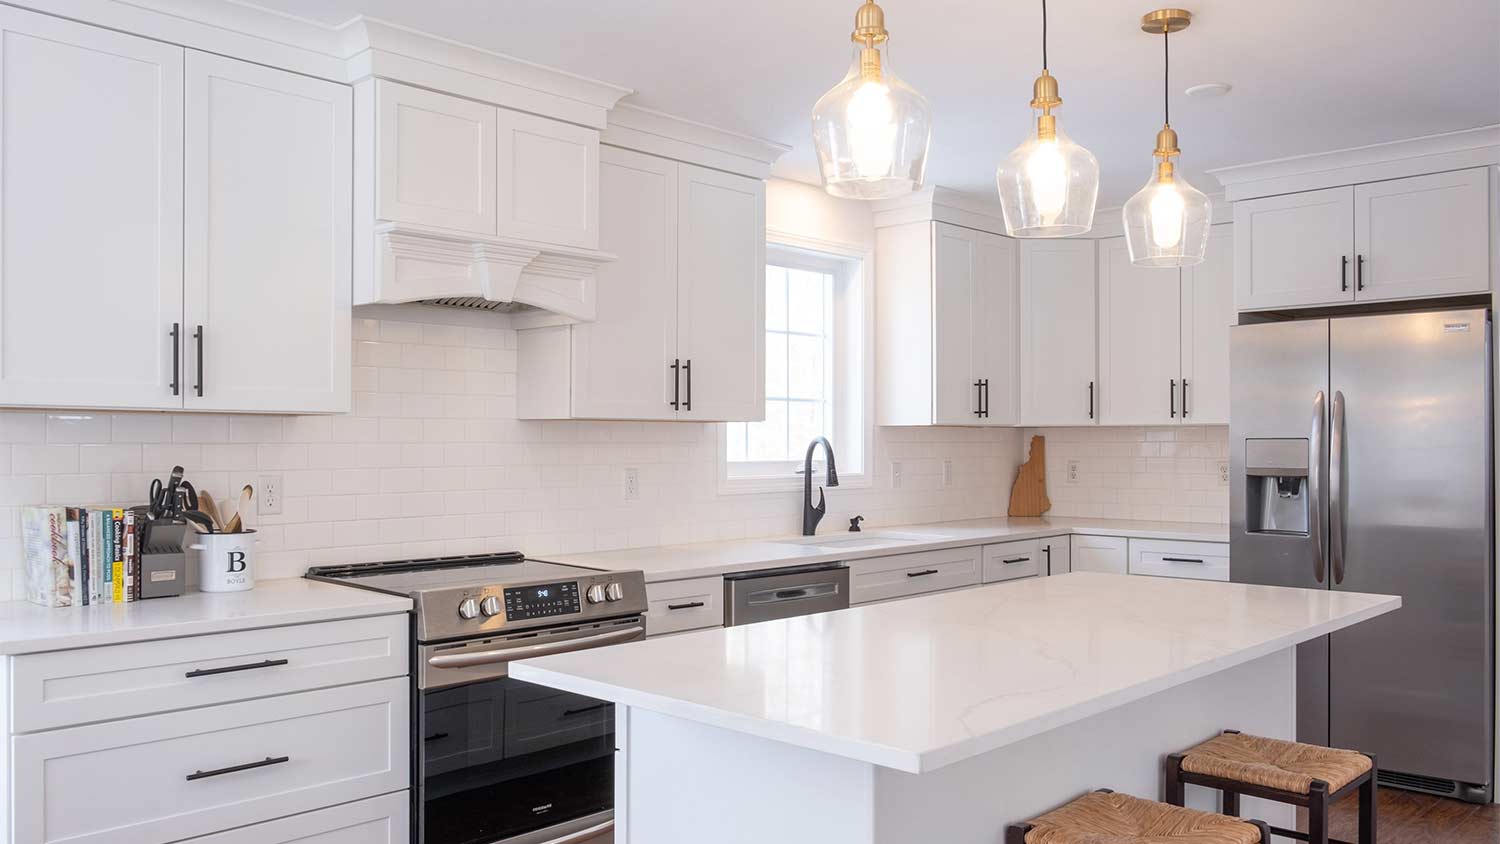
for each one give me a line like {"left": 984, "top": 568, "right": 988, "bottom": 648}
{"left": 249, "top": 0, "right": 1500, "bottom": 207}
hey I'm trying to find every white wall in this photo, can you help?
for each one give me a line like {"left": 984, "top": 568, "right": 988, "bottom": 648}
{"left": 1023, "top": 426, "right": 1229, "bottom": 524}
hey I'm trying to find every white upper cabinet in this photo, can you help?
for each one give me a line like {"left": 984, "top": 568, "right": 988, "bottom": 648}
{"left": 1234, "top": 185, "right": 1354, "bottom": 311}
{"left": 0, "top": 8, "right": 184, "bottom": 409}
{"left": 875, "top": 221, "right": 1016, "bottom": 427}
{"left": 517, "top": 150, "right": 765, "bottom": 422}
{"left": 496, "top": 109, "right": 600, "bottom": 249}
{"left": 1019, "top": 239, "right": 1097, "bottom": 426}
{"left": 1353, "top": 168, "right": 1490, "bottom": 303}
{"left": 374, "top": 81, "right": 497, "bottom": 236}
{"left": 1098, "top": 237, "right": 1182, "bottom": 426}
{"left": 1180, "top": 225, "right": 1234, "bottom": 424}
{"left": 183, "top": 52, "right": 352, "bottom": 414}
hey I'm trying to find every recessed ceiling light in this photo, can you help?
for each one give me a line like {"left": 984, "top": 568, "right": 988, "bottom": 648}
{"left": 1184, "top": 82, "right": 1232, "bottom": 98}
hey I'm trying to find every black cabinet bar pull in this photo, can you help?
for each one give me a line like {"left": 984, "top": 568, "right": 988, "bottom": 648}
{"left": 1088, "top": 381, "right": 1094, "bottom": 420}
{"left": 1356, "top": 254, "right": 1365, "bottom": 291}
{"left": 669, "top": 359, "right": 680, "bottom": 409}
{"left": 1162, "top": 557, "right": 1205, "bottom": 564}
{"left": 169, "top": 323, "right": 181, "bottom": 396}
{"left": 1042, "top": 545, "right": 1052, "bottom": 575}
{"left": 192, "top": 325, "right": 204, "bottom": 397}
{"left": 186, "top": 755, "right": 289, "bottom": 782}
{"left": 682, "top": 359, "right": 692, "bottom": 411}
{"left": 1001, "top": 557, "right": 1029, "bottom": 564}
{"left": 1169, "top": 379, "right": 1176, "bottom": 418}
{"left": 666, "top": 601, "right": 705, "bottom": 611}
{"left": 1182, "top": 379, "right": 1190, "bottom": 418}
{"left": 1341, "top": 255, "right": 1348, "bottom": 292}
{"left": 185, "top": 658, "right": 289, "bottom": 679}
{"left": 973, "top": 380, "right": 984, "bottom": 417}
{"left": 424, "top": 732, "right": 450, "bottom": 742}
{"left": 906, "top": 569, "right": 938, "bottom": 578}
{"left": 563, "top": 703, "right": 609, "bottom": 717}
{"left": 982, "top": 379, "right": 990, "bottom": 418}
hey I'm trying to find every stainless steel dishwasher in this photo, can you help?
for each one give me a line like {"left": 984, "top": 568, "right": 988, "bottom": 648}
{"left": 723, "top": 562, "right": 850, "bottom": 626}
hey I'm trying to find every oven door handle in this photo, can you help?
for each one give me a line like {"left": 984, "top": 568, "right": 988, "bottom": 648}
{"left": 426, "top": 625, "right": 645, "bottom": 670}
{"left": 540, "top": 819, "right": 614, "bottom": 844}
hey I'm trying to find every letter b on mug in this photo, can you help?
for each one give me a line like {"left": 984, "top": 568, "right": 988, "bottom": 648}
{"left": 227, "top": 551, "right": 247, "bottom": 573}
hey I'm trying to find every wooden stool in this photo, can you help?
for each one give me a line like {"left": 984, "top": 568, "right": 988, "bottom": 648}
{"left": 1166, "top": 730, "right": 1377, "bottom": 844}
{"left": 1006, "top": 789, "right": 1272, "bottom": 843}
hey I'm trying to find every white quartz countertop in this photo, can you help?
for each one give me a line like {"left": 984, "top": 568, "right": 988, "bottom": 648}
{"left": 543, "top": 517, "right": 1229, "bottom": 582}
{"left": 0, "top": 578, "right": 411, "bottom": 655}
{"left": 513, "top": 573, "right": 1398, "bottom": 774}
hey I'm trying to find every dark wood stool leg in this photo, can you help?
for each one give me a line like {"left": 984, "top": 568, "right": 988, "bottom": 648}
{"left": 1222, "top": 789, "right": 1240, "bottom": 818}
{"left": 1249, "top": 819, "right": 1272, "bottom": 843}
{"left": 1005, "top": 823, "right": 1033, "bottom": 844}
{"left": 1165, "top": 753, "right": 1187, "bottom": 807}
{"left": 1308, "top": 780, "right": 1330, "bottom": 844}
{"left": 1359, "top": 755, "right": 1378, "bottom": 844}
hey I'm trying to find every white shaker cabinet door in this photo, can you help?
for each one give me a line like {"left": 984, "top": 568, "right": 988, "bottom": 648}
{"left": 183, "top": 52, "right": 352, "bottom": 413}
{"left": 675, "top": 162, "right": 765, "bottom": 422}
{"left": 0, "top": 7, "right": 184, "bottom": 409}
{"left": 496, "top": 107, "right": 600, "bottom": 249}
{"left": 1019, "top": 239, "right": 1097, "bottom": 426}
{"left": 1353, "top": 168, "right": 1491, "bottom": 303}
{"left": 972, "top": 230, "right": 1019, "bottom": 425}
{"left": 571, "top": 146, "right": 678, "bottom": 420}
{"left": 1180, "top": 224, "right": 1234, "bottom": 424}
{"left": 1233, "top": 185, "right": 1354, "bottom": 311}
{"left": 375, "top": 80, "right": 496, "bottom": 235}
{"left": 932, "top": 222, "right": 981, "bottom": 425}
{"left": 1070, "top": 534, "right": 1127, "bottom": 574}
{"left": 1098, "top": 236, "right": 1181, "bottom": 426}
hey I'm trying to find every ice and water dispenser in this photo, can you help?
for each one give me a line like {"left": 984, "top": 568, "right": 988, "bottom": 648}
{"left": 1245, "top": 438, "right": 1310, "bottom": 535}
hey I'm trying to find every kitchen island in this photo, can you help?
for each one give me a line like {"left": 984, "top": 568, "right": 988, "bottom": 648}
{"left": 513, "top": 573, "right": 1399, "bottom": 844}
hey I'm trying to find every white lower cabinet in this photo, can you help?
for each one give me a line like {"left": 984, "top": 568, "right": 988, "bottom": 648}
{"left": 981, "top": 539, "right": 1041, "bottom": 583}
{"left": 645, "top": 575, "right": 725, "bottom": 636}
{"left": 1039, "top": 535, "right": 1071, "bottom": 575}
{"left": 849, "top": 547, "right": 981, "bottom": 605}
{"left": 1070, "top": 535, "right": 1128, "bottom": 574}
{"left": 13, "top": 678, "right": 408, "bottom": 844}
{"left": 182, "top": 792, "right": 409, "bottom": 844}
{"left": 1127, "top": 538, "right": 1230, "bottom": 582}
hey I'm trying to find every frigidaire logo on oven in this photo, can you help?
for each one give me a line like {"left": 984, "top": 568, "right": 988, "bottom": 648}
{"left": 532, "top": 803, "right": 553, "bottom": 815}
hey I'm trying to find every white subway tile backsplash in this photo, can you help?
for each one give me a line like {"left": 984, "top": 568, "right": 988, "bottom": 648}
{"left": 1024, "top": 426, "right": 1228, "bottom": 524}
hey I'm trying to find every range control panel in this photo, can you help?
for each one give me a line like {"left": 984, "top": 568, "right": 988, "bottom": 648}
{"left": 503, "top": 581, "right": 582, "bottom": 621}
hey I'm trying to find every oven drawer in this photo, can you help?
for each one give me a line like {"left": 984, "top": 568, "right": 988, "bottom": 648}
{"left": 12, "top": 677, "right": 409, "bottom": 844}
{"left": 505, "top": 681, "right": 611, "bottom": 756}
{"left": 11, "top": 614, "right": 408, "bottom": 732}
{"left": 174, "top": 792, "right": 409, "bottom": 844}
{"left": 1128, "top": 538, "right": 1231, "bottom": 582}
{"left": 645, "top": 576, "right": 723, "bottom": 636}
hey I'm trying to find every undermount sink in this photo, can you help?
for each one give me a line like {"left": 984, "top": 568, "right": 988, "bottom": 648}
{"left": 770, "top": 531, "right": 948, "bottom": 550}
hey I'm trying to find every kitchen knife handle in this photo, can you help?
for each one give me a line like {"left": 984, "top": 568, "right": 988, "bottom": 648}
{"left": 1330, "top": 390, "right": 1346, "bottom": 585}
{"left": 1309, "top": 391, "right": 1327, "bottom": 584}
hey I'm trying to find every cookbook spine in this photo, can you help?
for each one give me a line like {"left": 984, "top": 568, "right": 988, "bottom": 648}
{"left": 110, "top": 509, "right": 124, "bottom": 604}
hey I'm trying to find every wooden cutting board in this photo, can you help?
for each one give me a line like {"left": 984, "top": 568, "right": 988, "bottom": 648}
{"left": 1008, "top": 435, "right": 1051, "bottom": 517}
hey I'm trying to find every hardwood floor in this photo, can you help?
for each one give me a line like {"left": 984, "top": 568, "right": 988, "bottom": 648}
{"left": 1316, "top": 788, "right": 1500, "bottom": 843}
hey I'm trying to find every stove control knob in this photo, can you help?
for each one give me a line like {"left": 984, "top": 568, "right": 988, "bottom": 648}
{"left": 586, "top": 584, "right": 607, "bottom": 604}
{"left": 605, "top": 582, "right": 625, "bottom": 602}
{"left": 458, "top": 598, "right": 480, "bottom": 620}
{"left": 479, "top": 596, "right": 502, "bottom": 617}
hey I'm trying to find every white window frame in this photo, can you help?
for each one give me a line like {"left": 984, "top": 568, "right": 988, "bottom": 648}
{"left": 717, "top": 231, "right": 874, "bottom": 495}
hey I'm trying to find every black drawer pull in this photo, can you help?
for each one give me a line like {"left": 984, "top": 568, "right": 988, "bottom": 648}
{"left": 1161, "top": 557, "right": 1205, "bottom": 564}
{"left": 563, "top": 703, "right": 609, "bottom": 718}
{"left": 666, "top": 601, "right": 705, "bottom": 611}
{"left": 906, "top": 569, "right": 938, "bottom": 578}
{"left": 186, "top": 755, "right": 289, "bottom": 782}
{"left": 185, "top": 658, "right": 289, "bottom": 679}
{"left": 424, "top": 732, "right": 450, "bottom": 742}
{"left": 1001, "top": 557, "right": 1030, "bottom": 564}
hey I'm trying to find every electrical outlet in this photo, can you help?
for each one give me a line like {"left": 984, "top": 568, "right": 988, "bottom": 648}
{"left": 942, "top": 459, "right": 953, "bottom": 487}
{"left": 623, "top": 467, "right": 640, "bottom": 501}
{"left": 1218, "top": 462, "right": 1230, "bottom": 486}
{"left": 257, "top": 474, "right": 282, "bottom": 516}
{"left": 891, "top": 461, "right": 903, "bottom": 489}
{"left": 1066, "top": 459, "right": 1081, "bottom": 485}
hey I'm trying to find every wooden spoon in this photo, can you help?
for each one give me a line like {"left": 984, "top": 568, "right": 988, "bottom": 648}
{"left": 198, "top": 492, "right": 223, "bottom": 532}
{"left": 224, "top": 484, "right": 254, "bottom": 534}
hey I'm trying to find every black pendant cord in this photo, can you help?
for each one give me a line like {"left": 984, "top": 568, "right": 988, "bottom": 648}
{"left": 1163, "top": 29, "right": 1170, "bottom": 125}
{"left": 1041, "top": 0, "right": 1048, "bottom": 71}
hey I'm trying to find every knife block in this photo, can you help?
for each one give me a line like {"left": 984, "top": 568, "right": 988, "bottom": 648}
{"left": 139, "top": 518, "right": 188, "bottom": 599}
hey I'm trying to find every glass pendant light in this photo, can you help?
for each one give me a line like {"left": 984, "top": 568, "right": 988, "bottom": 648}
{"left": 995, "top": 0, "right": 1099, "bottom": 237}
{"left": 1123, "top": 9, "right": 1211, "bottom": 267}
{"left": 811, "top": 0, "right": 932, "bottom": 200}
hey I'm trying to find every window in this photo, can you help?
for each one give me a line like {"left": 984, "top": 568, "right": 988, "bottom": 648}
{"left": 721, "top": 240, "right": 870, "bottom": 492}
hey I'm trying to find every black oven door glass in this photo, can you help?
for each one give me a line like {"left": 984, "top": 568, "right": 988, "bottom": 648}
{"left": 419, "top": 676, "right": 613, "bottom": 844}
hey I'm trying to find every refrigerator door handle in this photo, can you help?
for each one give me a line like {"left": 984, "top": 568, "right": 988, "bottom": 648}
{"left": 1309, "top": 390, "right": 1327, "bottom": 584}
{"left": 1330, "top": 390, "right": 1346, "bottom": 585}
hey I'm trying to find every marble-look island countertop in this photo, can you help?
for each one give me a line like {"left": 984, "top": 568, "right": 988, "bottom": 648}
{"left": 543, "top": 516, "right": 1229, "bottom": 582}
{"left": 513, "top": 573, "right": 1399, "bottom": 774}
{"left": 0, "top": 578, "right": 412, "bottom": 655}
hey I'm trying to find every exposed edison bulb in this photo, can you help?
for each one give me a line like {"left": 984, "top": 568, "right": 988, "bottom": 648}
{"left": 845, "top": 79, "right": 897, "bottom": 178}
{"left": 1148, "top": 180, "right": 1186, "bottom": 248}
{"left": 1024, "top": 138, "right": 1067, "bottom": 222}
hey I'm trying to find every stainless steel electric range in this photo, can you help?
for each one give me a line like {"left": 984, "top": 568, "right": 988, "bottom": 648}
{"left": 307, "top": 553, "right": 647, "bottom": 844}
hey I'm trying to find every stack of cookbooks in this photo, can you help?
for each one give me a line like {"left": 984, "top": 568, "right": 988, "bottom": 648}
{"left": 21, "top": 505, "right": 150, "bottom": 607}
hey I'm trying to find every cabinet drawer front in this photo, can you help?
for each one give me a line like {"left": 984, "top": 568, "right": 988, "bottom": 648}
{"left": 982, "top": 539, "right": 1041, "bottom": 583}
{"left": 1128, "top": 538, "right": 1230, "bottom": 582}
{"left": 13, "top": 678, "right": 408, "bottom": 844}
{"left": 12, "top": 614, "right": 407, "bottom": 733}
{"left": 646, "top": 576, "right": 723, "bottom": 636}
{"left": 849, "top": 547, "right": 981, "bottom": 605}
{"left": 180, "top": 791, "right": 409, "bottom": 844}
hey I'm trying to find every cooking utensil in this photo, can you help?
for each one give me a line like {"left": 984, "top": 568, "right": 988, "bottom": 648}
{"left": 224, "top": 484, "right": 254, "bottom": 534}
{"left": 198, "top": 492, "right": 223, "bottom": 531}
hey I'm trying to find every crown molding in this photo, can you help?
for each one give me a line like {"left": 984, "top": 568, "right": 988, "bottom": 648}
{"left": 602, "top": 102, "right": 790, "bottom": 180}
{"left": 1208, "top": 125, "right": 1500, "bottom": 202}
{"left": 871, "top": 186, "right": 1009, "bottom": 234}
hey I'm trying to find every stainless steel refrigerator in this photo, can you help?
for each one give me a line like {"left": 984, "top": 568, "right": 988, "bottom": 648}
{"left": 1230, "top": 307, "right": 1495, "bottom": 803}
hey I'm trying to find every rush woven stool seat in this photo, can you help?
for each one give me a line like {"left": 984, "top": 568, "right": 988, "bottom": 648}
{"left": 1167, "top": 730, "right": 1377, "bottom": 844}
{"left": 1005, "top": 789, "right": 1272, "bottom": 844}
